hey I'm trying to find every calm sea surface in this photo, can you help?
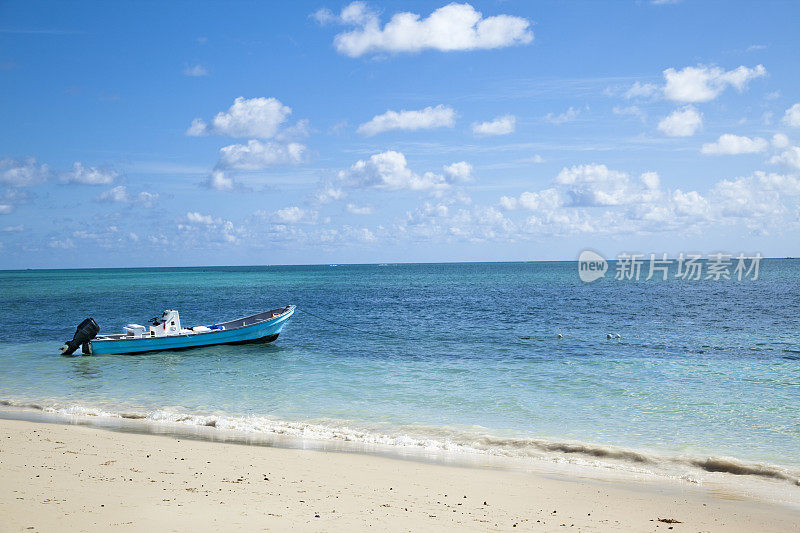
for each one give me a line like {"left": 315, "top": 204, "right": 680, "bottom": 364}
{"left": 1, "top": 261, "right": 799, "bottom": 484}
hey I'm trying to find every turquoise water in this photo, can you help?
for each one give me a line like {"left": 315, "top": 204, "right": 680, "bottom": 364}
{"left": 1, "top": 261, "right": 799, "bottom": 484}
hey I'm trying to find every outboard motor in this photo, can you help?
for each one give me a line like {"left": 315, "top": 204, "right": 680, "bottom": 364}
{"left": 60, "top": 318, "right": 100, "bottom": 356}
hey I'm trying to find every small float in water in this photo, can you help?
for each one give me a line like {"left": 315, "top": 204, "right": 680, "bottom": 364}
{"left": 60, "top": 306, "right": 295, "bottom": 356}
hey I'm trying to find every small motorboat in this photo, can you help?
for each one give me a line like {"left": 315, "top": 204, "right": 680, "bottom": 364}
{"left": 60, "top": 306, "right": 295, "bottom": 356}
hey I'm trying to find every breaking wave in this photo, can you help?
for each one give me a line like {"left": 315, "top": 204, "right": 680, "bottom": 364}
{"left": 2, "top": 398, "right": 799, "bottom": 488}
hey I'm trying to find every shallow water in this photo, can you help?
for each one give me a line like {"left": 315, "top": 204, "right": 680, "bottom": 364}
{"left": 1, "top": 261, "right": 799, "bottom": 487}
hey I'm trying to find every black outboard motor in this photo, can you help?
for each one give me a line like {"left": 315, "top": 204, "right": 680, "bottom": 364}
{"left": 60, "top": 318, "right": 100, "bottom": 356}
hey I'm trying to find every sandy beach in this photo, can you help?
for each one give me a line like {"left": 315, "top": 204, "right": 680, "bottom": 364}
{"left": 1, "top": 418, "right": 798, "bottom": 532}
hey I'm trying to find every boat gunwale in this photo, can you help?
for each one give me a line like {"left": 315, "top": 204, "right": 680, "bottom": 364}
{"left": 90, "top": 305, "right": 295, "bottom": 344}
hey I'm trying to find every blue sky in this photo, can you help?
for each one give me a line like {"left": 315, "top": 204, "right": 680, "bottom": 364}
{"left": 1, "top": 0, "right": 799, "bottom": 268}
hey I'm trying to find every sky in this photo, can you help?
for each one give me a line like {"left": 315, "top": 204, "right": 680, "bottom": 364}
{"left": 1, "top": 0, "right": 799, "bottom": 269}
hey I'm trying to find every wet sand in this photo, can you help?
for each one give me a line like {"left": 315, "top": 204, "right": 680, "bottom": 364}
{"left": 1, "top": 418, "right": 798, "bottom": 532}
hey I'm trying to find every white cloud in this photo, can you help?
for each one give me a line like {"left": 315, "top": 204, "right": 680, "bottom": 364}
{"left": 613, "top": 105, "right": 645, "bottom": 121}
{"left": 624, "top": 82, "right": 659, "bottom": 100}
{"left": 399, "top": 201, "right": 516, "bottom": 242}
{"left": 186, "top": 212, "right": 218, "bottom": 225}
{"left": 711, "top": 171, "right": 800, "bottom": 219}
{"left": 183, "top": 64, "right": 208, "bottom": 77}
{"left": 273, "top": 206, "right": 317, "bottom": 224}
{"left": 499, "top": 188, "right": 562, "bottom": 211}
{"left": 217, "top": 140, "right": 307, "bottom": 170}
{"left": 0, "top": 157, "right": 51, "bottom": 187}
{"left": 337, "top": 151, "right": 468, "bottom": 192}
{"left": 772, "top": 133, "right": 790, "bottom": 148}
{"left": 97, "top": 185, "right": 129, "bottom": 202}
{"left": 554, "top": 164, "right": 662, "bottom": 207}
{"left": 325, "top": 2, "right": 533, "bottom": 57}
{"left": 204, "top": 170, "right": 235, "bottom": 191}
{"left": 443, "top": 161, "right": 474, "bottom": 182}
{"left": 357, "top": 105, "right": 456, "bottom": 136}
{"left": 61, "top": 162, "right": 119, "bottom": 185}
{"left": 138, "top": 192, "right": 159, "bottom": 207}
{"left": 472, "top": 114, "right": 515, "bottom": 136}
{"left": 769, "top": 146, "right": 800, "bottom": 171}
{"left": 311, "top": 7, "right": 337, "bottom": 25}
{"left": 663, "top": 64, "right": 766, "bottom": 103}
{"left": 313, "top": 184, "right": 345, "bottom": 204}
{"left": 1, "top": 224, "right": 23, "bottom": 231}
{"left": 187, "top": 97, "right": 292, "bottom": 138}
{"left": 701, "top": 134, "right": 769, "bottom": 155}
{"left": 783, "top": 103, "right": 800, "bottom": 127}
{"left": 48, "top": 238, "right": 75, "bottom": 249}
{"left": 181, "top": 212, "right": 240, "bottom": 243}
{"left": 545, "top": 106, "right": 582, "bottom": 125}
{"left": 96, "top": 185, "right": 159, "bottom": 207}
{"left": 346, "top": 203, "right": 374, "bottom": 215}
{"left": 658, "top": 106, "right": 702, "bottom": 137}
{"left": 0, "top": 204, "right": 12, "bottom": 215}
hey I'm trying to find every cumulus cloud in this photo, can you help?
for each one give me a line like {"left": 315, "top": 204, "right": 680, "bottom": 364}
{"left": 769, "top": 146, "right": 800, "bottom": 171}
{"left": 0, "top": 157, "right": 52, "bottom": 187}
{"left": 48, "top": 238, "right": 75, "bottom": 249}
{"left": 488, "top": 160, "right": 800, "bottom": 239}
{"left": 613, "top": 105, "right": 645, "bottom": 121}
{"left": 399, "top": 201, "right": 516, "bottom": 242}
{"left": 472, "top": 114, "right": 515, "bottom": 136}
{"left": 61, "top": 162, "right": 119, "bottom": 185}
{"left": 443, "top": 161, "right": 474, "bottom": 182}
{"left": 217, "top": 140, "right": 307, "bottom": 170}
{"left": 663, "top": 64, "right": 766, "bottom": 103}
{"left": 346, "top": 203, "right": 374, "bottom": 215}
{"left": 97, "top": 185, "right": 129, "bottom": 203}
{"left": 701, "top": 134, "right": 769, "bottom": 155}
{"left": 337, "top": 150, "right": 468, "bottom": 192}
{"left": 783, "top": 103, "right": 800, "bottom": 127}
{"left": 554, "top": 164, "right": 662, "bottom": 207}
{"left": 772, "top": 133, "right": 790, "bottom": 148}
{"left": 186, "top": 212, "right": 218, "bottom": 225}
{"left": 499, "top": 188, "right": 561, "bottom": 211}
{"left": 624, "top": 82, "right": 659, "bottom": 100}
{"left": 180, "top": 212, "right": 240, "bottom": 243}
{"left": 711, "top": 171, "right": 800, "bottom": 219}
{"left": 183, "top": 64, "right": 209, "bottom": 77}
{"left": 270, "top": 206, "right": 318, "bottom": 224}
{"left": 187, "top": 97, "right": 292, "bottom": 138}
{"left": 313, "top": 184, "right": 345, "bottom": 204}
{"left": 658, "top": 106, "right": 702, "bottom": 137}
{"left": 545, "top": 106, "right": 582, "bottom": 125}
{"left": 203, "top": 170, "right": 236, "bottom": 191}
{"left": 321, "top": 2, "right": 533, "bottom": 57}
{"left": 357, "top": 105, "right": 456, "bottom": 136}
{"left": 96, "top": 185, "right": 159, "bottom": 207}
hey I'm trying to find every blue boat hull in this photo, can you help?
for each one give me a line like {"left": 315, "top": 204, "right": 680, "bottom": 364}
{"left": 85, "top": 307, "right": 294, "bottom": 355}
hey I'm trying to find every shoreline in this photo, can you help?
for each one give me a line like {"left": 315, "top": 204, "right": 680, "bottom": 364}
{"left": 2, "top": 417, "right": 799, "bottom": 532}
{"left": 2, "top": 403, "right": 800, "bottom": 509}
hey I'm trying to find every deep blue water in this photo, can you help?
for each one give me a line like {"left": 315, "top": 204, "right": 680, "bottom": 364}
{"left": 1, "top": 261, "right": 799, "bottom": 478}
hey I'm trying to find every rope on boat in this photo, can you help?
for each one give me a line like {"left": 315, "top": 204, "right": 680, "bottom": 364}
{"left": 300, "top": 309, "right": 609, "bottom": 343}
{"left": 298, "top": 308, "right": 405, "bottom": 340}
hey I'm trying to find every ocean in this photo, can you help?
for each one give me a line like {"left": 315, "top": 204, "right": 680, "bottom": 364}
{"left": 1, "top": 261, "right": 799, "bottom": 495}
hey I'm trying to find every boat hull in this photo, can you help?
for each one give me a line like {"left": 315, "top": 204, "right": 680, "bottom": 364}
{"left": 85, "top": 307, "right": 294, "bottom": 356}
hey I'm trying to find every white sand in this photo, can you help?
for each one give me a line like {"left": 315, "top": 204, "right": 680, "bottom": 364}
{"left": 1, "top": 418, "right": 798, "bottom": 532}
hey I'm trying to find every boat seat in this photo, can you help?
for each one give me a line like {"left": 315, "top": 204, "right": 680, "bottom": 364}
{"left": 124, "top": 324, "right": 147, "bottom": 338}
